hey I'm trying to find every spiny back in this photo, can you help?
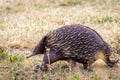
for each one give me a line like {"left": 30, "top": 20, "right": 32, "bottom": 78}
{"left": 46, "top": 24, "right": 106, "bottom": 57}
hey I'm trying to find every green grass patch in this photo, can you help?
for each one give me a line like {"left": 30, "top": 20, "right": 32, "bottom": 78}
{"left": 9, "top": 54, "right": 24, "bottom": 63}
{"left": 0, "top": 47, "right": 24, "bottom": 63}
{"left": 0, "top": 47, "right": 8, "bottom": 61}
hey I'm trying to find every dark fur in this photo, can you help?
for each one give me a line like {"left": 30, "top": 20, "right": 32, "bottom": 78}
{"left": 27, "top": 24, "right": 118, "bottom": 71}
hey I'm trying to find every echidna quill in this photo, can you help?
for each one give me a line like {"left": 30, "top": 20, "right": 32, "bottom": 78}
{"left": 27, "top": 24, "right": 118, "bottom": 71}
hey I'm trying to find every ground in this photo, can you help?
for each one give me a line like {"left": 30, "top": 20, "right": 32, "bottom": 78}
{"left": 0, "top": 0, "right": 120, "bottom": 80}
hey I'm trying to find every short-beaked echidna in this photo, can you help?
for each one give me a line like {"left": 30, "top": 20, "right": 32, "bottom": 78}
{"left": 27, "top": 24, "right": 118, "bottom": 71}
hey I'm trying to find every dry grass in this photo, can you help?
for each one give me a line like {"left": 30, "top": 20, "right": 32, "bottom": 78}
{"left": 0, "top": 0, "right": 120, "bottom": 80}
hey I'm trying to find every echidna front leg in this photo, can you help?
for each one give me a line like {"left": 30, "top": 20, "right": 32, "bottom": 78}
{"left": 83, "top": 63, "right": 93, "bottom": 71}
{"left": 37, "top": 49, "right": 66, "bottom": 71}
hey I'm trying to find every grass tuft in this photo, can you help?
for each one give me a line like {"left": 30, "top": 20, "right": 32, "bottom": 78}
{"left": 9, "top": 54, "right": 24, "bottom": 63}
{"left": 0, "top": 47, "right": 8, "bottom": 61}
{"left": 0, "top": 0, "right": 120, "bottom": 80}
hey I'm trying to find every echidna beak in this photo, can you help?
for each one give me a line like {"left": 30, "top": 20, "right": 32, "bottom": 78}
{"left": 26, "top": 52, "right": 35, "bottom": 59}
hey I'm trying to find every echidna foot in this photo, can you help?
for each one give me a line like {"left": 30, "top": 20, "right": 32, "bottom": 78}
{"left": 107, "top": 59, "right": 119, "bottom": 68}
{"left": 34, "top": 64, "right": 48, "bottom": 72}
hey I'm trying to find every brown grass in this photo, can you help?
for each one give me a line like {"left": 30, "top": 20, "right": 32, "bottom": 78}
{"left": 0, "top": 0, "right": 120, "bottom": 80}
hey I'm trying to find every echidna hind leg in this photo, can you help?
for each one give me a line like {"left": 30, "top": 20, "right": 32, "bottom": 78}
{"left": 83, "top": 58, "right": 96, "bottom": 71}
{"left": 83, "top": 64, "right": 88, "bottom": 70}
{"left": 102, "top": 43, "right": 119, "bottom": 67}
{"left": 88, "top": 60, "right": 96, "bottom": 71}
{"left": 104, "top": 55, "right": 118, "bottom": 68}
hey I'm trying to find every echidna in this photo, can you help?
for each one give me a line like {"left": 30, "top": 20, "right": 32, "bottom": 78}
{"left": 27, "top": 24, "right": 118, "bottom": 71}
